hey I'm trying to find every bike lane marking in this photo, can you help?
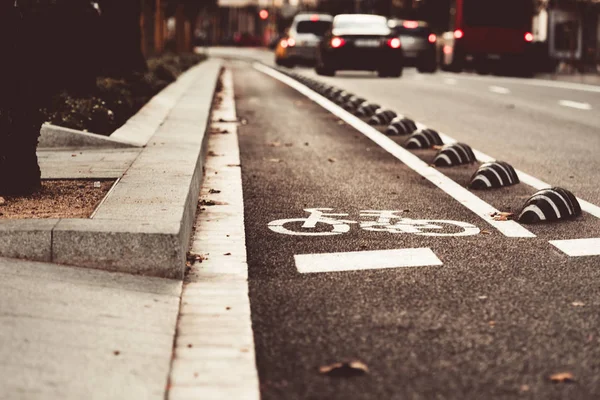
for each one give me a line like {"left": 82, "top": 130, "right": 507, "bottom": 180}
{"left": 254, "top": 63, "right": 535, "bottom": 239}
{"left": 549, "top": 238, "right": 600, "bottom": 257}
{"left": 268, "top": 208, "right": 481, "bottom": 237}
{"left": 294, "top": 248, "right": 443, "bottom": 274}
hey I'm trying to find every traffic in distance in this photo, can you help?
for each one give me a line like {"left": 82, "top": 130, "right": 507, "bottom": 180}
{"left": 275, "top": 0, "right": 536, "bottom": 77}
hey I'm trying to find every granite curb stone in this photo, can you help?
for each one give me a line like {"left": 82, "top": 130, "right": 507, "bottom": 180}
{"left": 0, "top": 59, "right": 223, "bottom": 279}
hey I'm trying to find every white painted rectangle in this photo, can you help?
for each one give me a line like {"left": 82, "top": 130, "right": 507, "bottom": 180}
{"left": 294, "top": 248, "right": 443, "bottom": 274}
{"left": 549, "top": 238, "right": 600, "bottom": 257}
{"left": 559, "top": 100, "right": 592, "bottom": 110}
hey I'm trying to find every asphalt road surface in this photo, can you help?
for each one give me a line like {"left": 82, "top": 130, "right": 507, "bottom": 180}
{"left": 215, "top": 49, "right": 600, "bottom": 399}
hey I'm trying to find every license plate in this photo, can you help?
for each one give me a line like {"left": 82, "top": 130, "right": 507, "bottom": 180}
{"left": 355, "top": 39, "right": 381, "bottom": 48}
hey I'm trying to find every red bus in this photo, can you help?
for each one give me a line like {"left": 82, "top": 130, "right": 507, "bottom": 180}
{"left": 438, "top": 0, "right": 534, "bottom": 75}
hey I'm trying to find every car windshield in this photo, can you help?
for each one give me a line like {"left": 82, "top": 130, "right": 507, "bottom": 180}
{"left": 463, "top": 0, "right": 533, "bottom": 29}
{"left": 296, "top": 20, "right": 332, "bottom": 36}
{"left": 333, "top": 15, "right": 388, "bottom": 30}
{"left": 393, "top": 26, "right": 430, "bottom": 37}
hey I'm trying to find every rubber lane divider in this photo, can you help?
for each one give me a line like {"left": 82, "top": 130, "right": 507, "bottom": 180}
{"left": 254, "top": 63, "right": 535, "bottom": 238}
{"left": 432, "top": 131, "right": 600, "bottom": 220}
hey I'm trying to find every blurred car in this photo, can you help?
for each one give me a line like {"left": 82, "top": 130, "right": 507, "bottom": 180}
{"left": 315, "top": 14, "right": 404, "bottom": 77}
{"left": 275, "top": 13, "right": 333, "bottom": 67}
{"left": 388, "top": 19, "right": 437, "bottom": 73}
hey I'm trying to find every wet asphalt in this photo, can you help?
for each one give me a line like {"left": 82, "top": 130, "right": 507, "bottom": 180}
{"left": 231, "top": 60, "right": 600, "bottom": 400}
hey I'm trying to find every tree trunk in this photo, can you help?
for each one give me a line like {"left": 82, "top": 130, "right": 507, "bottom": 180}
{"left": 0, "top": 3, "right": 43, "bottom": 195}
{"left": 98, "top": 0, "right": 148, "bottom": 78}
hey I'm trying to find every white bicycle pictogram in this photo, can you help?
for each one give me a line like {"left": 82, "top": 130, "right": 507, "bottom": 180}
{"left": 268, "top": 208, "right": 480, "bottom": 237}
{"left": 268, "top": 208, "right": 357, "bottom": 236}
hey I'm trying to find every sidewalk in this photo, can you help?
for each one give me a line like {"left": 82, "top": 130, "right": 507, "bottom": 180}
{"left": 0, "top": 57, "right": 257, "bottom": 399}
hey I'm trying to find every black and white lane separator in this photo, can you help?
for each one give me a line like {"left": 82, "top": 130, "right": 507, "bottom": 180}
{"left": 517, "top": 187, "right": 582, "bottom": 224}
{"left": 254, "top": 63, "right": 535, "bottom": 238}
{"left": 433, "top": 143, "right": 477, "bottom": 167}
{"left": 469, "top": 161, "right": 520, "bottom": 190}
{"left": 403, "top": 129, "right": 444, "bottom": 149}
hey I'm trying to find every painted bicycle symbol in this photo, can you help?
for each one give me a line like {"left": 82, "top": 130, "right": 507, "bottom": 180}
{"left": 268, "top": 208, "right": 481, "bottom": 237}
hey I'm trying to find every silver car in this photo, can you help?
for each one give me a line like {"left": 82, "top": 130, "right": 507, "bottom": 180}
{"left": 275, "top": 13, "right": 333, "bottom": 67}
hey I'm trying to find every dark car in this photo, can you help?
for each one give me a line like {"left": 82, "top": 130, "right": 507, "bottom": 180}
{"left": 389, "top": 19, "right": 437, "bottom": 73}
{"left": 315, "top": 14, "right": 404, "bottom": 77}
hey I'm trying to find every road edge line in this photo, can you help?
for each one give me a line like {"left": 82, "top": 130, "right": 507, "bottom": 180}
{"left": 167, "top": 68, "right": 261, "bottom": 400}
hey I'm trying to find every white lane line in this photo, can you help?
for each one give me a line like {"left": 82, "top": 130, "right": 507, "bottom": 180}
{"left": 489, "top": 86, "right": 510, "bottom": 94}
{"left": 444, "top": 78, "right": 458, "bottom": 85}
{"left": 168, "top": 69, "right": 260, "bottom": 400}
{"left": 549, "top": 238, "right": 600, "bottom": 257}
{"left": 441, "top": 72, "right": 600, "bottom": 94}
{"left": 255, "top": 63, "right": 535, "bottom": 238}
{"left": 435, "top": 133, "right": 600, "bottom": 220}
{"left": 295, "top": 248, "right": 443, "bottom": 273}
{"left": 558, "top": 100, "right": 592, "bottom": 110}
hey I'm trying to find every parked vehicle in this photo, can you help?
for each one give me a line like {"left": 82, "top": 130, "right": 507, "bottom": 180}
{"left": 438, "top": 0, "right": 534, "bottom": 75}
{"left": 389, "top": 19, "right": 437, "bottom": 73}
{"left": 275, "top": 13, "right": 333, "bottom": 67}
{"left": 315, "top": 14, "right": 404, "bottom": 77}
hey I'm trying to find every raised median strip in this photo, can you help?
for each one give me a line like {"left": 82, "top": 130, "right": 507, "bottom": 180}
{"left": 0, "top": 58, "right": 223, "bottom": 279}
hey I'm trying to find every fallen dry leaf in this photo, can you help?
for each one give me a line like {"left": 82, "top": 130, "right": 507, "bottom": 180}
{"left": 520, "top": 384, "right": 530, "bottom": 392}
{"left": 319, "top": 360, "right": 369, "bottom": 377}
{"left": 481, "top": 230, "right": 492, "bottom": 235}
{"left": 209, "top": 189, "right": 221, "bottom": 194}
{"left": 207, "top": 150, "right": 222, "bottom": 157}
{"left": 491, "top": 212, "right": 514, "bottom": 221}
{"left": 267, "top": 141, "right": 282, "bottom": 147}
{"left": 488, "top": 320, "right": 496, "bottom": 327}
{"left": 186, "top": 252, "right": 206, "bottom": 264}
{"left": 224, "top": 252, "right": 232, "bottom": 256}
{"left": 284, "top": 143, "right": 294, "bottom": 147}
{"left": 571, "top": 301, "right": 585, "bottom": 307}
{"left": 0, "top": 197, "right": 5, "bottom": 206}
{"left": 268, "top": 158, "right": 282, "bottom": 163}
{"left": 549, "top": 372, "right": 575, "bottom": 383}
{"left": 328, "top": 157, "right": 337, "bottom": 163}
{"left": 478, "top": 295, "right": 488, "bottom": 300}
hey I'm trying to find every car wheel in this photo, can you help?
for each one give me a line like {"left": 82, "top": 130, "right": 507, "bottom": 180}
{"left": 417, "top": 61, "right": 437, "bottom": 74}
{"left": 316, "top": 64, "right": 335, "bottom": 76}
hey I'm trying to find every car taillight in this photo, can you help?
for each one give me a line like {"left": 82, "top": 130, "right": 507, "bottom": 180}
{"left": 428, "top": 33, "right": 437, "bottom": 43}
{"left": 310, "top": 14, "right": 319, "bottom": 22}
{"left": 280, "top": 39, "right": 288, "bottom": 48}
{"left": 525, "top": 32, "right": 533, "bottom": 42}
{"left": 454, "top": 29, "right": 464, "bottom": 39}
{"left": 387, "top": 38, "right": 401, "bottom": 49}
{"left": 331, "top": 37, "right": 346, "bottom": 48}
{"left": 287, "top": 38, "right": 296, "bottom": 47}
{"left": 403, "top": 20, "right": 419, "bottom": 29}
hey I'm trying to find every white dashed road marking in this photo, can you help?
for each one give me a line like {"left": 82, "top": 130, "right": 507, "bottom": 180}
{"left": 558, "top": 100, "right": 592, "bottom": 110}
{"left": 168, "top": 69, "right": 260, "bottom": 400}
{"left": 549, "top": 238, "right": 600, "bottom": 257}
{"left": 489, "top": 86, "right": 510, "bottom": 94}
{"left": 255, "top": 63, "right": 536, "bottom": 238}
{"left": 294, "top": 248, "right": 443, "bottom": 273}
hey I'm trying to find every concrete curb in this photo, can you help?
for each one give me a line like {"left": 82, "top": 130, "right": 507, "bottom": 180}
{"left": 39, "top": 124, "right": 138, "bottom": 149}
{"left": 0, "top": 59, "right": 223, "bottom": 279}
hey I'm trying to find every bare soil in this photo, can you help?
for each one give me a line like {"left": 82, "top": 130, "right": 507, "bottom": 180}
{"left": 0, "top": 180, "right": 114, "bottom": 219}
